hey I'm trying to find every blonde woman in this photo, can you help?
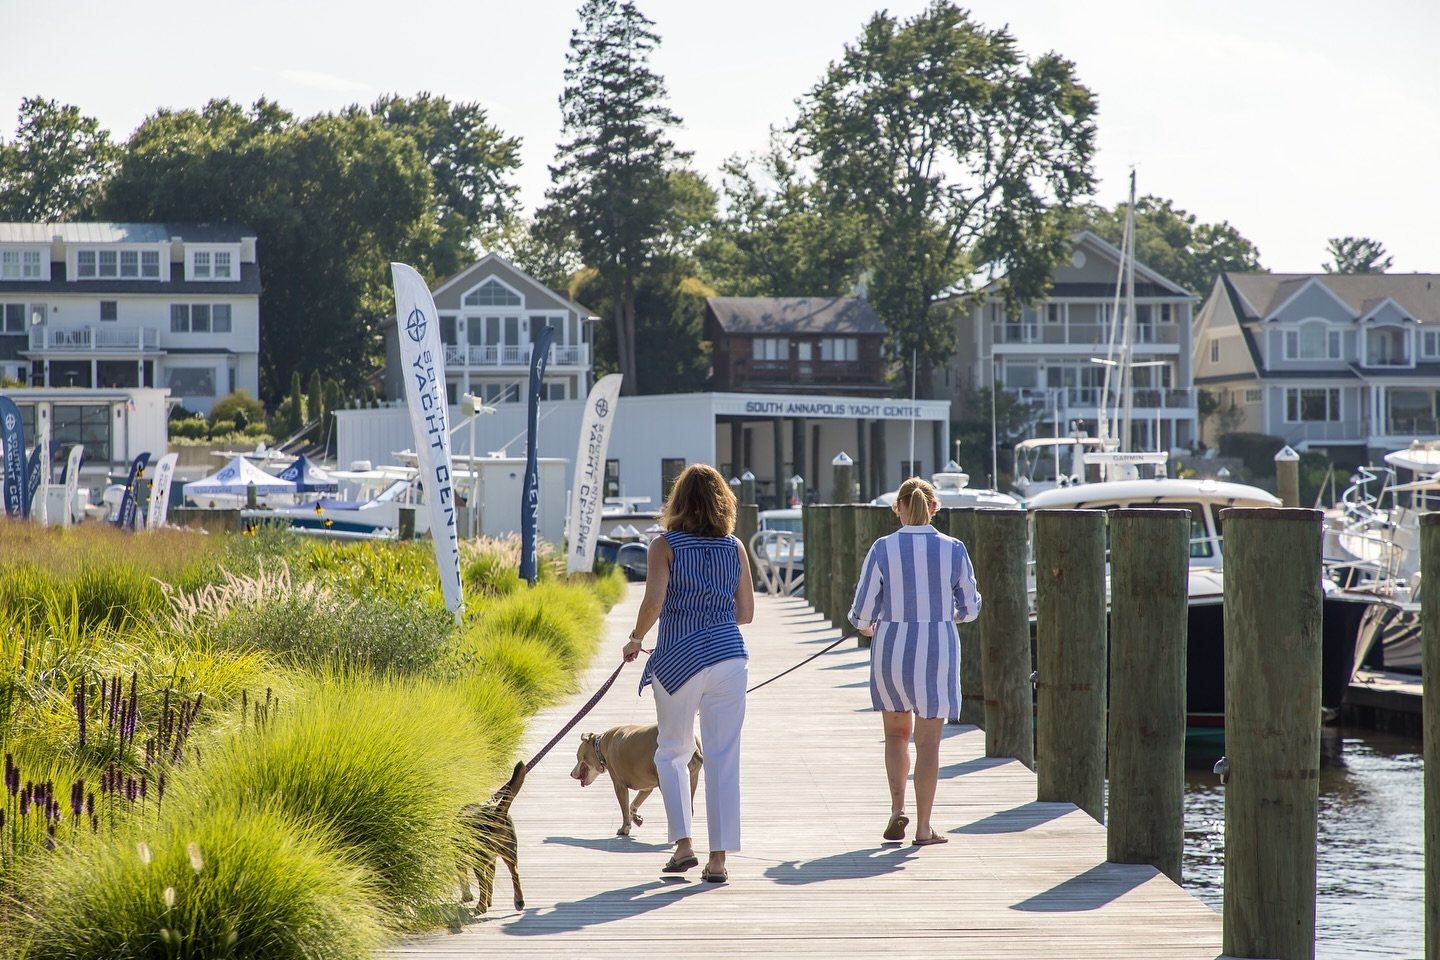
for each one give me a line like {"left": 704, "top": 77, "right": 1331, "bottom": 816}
{"left": 624, "top": 464, "right": 754, "bottom": 883}
{"left": 849, "top": 477, "right": 981, "bottom": 847}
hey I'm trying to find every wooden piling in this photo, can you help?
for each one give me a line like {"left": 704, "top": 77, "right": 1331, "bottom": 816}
{"left": 831, "top": 454, "right": 854, "bottom": 504}
{"left": 809, "top": 505, "right": 831, "bottom": 618}
{"left": 831, "top": 505, "right": 858, "bottom": 631}
{"left": 1221, "top": 506, "right": 1323, "bottom": 960}
{"left": 973, "top": 508, "right": 1032, "bottom": 769}
{"left": 1107, "top": 508, "right": 1189, "bottom": 879}
{"left": 1275, "top": 446, "right": 1300, "bottom": 508}
{"left": 938, "top": 507, "right": 985, "bottom": 726}
{"left": 735, "top": 503, "right": 759, "bottom": 586}
{"left": 1422, "top": 512, "right": 1440, "bottom": 960}
{"left": 398, "top": 505, "right": 416, "bottom": 541}
{"left": 801, "top": 503, "right": 813, "bottom": 604}
{"left": 1033, "top": 509, "right": 1107, "bottom": 823}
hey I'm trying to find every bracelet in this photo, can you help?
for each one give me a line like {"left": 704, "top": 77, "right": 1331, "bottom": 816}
{"left": 626, "top": 631, "right": 641, "bottom": 643}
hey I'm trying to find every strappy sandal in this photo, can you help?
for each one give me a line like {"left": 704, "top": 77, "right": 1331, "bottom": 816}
{"left": 700, "top": 866, "right": 728, "bottom": 883}
{"left": 912, "top": 831, "right": 949, "bottom": 847}
{"left": 661, "top": 853, "right": 699, "bottom": 873}
{"left": 883, "top": 814, "right": 909, "bottom": 841}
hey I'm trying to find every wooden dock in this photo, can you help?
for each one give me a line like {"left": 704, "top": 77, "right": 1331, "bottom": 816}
{"left": 389, "top": 590, "right": 1226, "bottom": 959}
{"left": 1345, "top": 667, "right": 1423, "bottom": 737}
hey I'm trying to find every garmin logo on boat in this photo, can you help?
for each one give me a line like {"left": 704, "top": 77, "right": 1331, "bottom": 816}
{"left": 405, "top": 307, "right": 428, "bottom": 343}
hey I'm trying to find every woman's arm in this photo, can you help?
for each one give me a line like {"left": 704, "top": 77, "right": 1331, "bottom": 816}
{"left": 848, "top": 543, "right": 884, "bottom": 634}
{"left": 735, "top": 539, "right": 755, "bottom": 625}
{"left": 623, "top": 537, "right": 672, "bottom": 662}
{"left": 952, "top": 541, "right": 982, "bottom": 624}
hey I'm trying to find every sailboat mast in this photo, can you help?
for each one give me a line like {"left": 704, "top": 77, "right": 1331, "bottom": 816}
{"left": 1118, "top": 170, "right": 1138, "bottom": 453}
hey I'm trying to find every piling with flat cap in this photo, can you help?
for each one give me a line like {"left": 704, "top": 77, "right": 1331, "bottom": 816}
{"left": 937, "top": 507, "right": 984, "bottom": 725}
{"left": 801, "top": 502, "right": 813, "bottom": 603}
{"left": 1107, "top": 508, "right": 1190, "bottom": 878}
{"left": 1422, "top": 513, "right": 1440, "bottom": 960}
{"left": 1034, "top": 508, "right": 1107, "bottom": 823}
{"left": 1275, "top": 445, "right": 1300, "bottom": 508}
{"left": 1221, "top": 506, "right": 1323, "bottom": 960}
{"left": 739, "top": 470, "right": 757, "bottom": 508}
{"left": 831, "top": 452, "right": 854, "bottom": 505}
{"left": 972, "top": 508, "right": 1033, "bottom": 768}
{"left": 831, "top": 504, "right": 859, "bottom": 631}
{"left": 852, "top": 505, "right": 899, "bottom": 648}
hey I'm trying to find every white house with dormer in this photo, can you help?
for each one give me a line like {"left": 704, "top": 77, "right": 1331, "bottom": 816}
{"left": 0, "top": 222, "right": 261, "bottom": 416}
{"left": 1192, "top": 272, "right": 1440, "bottom": 460}
{"left": 381, "top": 252, "right": 597, "bottom": 407}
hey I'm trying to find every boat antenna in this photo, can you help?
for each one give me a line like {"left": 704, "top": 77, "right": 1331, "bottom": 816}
{"left": 990, "top": 356, "right": 999, "bottom": 489}
{"left": 1118, "top": 169, "right": 1138, "bottom": 453}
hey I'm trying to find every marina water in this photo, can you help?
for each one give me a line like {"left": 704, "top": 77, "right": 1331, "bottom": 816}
{"left": 1183, "top": 729, "right": 1423, "bottom": 958}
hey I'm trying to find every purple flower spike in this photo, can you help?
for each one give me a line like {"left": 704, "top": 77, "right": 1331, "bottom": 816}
{"left": 70, "top": 780, "right": 83, "bottom": 817}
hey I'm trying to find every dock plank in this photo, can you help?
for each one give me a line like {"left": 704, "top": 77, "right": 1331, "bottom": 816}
{"left": 387, "top": 590, "right": 1225, "bottom": 959}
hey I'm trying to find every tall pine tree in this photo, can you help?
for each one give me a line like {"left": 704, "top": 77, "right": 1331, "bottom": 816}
{"left": 546, "top": 0, "right": 689, "bottom": 395}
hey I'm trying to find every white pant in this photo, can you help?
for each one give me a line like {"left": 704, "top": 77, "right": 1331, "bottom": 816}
{"left": 652, "top": 656, "right": 747, "bottom": 851}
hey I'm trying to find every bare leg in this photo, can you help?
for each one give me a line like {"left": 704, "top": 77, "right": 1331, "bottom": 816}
{"left": 882, "top": 710, "right": 914, "bottom": 818}
{"left": 912, "top": 716, "right": 944, "bottom": 841}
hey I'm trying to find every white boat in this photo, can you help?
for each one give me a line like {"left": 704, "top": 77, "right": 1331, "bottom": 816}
{"left": 1011, "top": 435, "right": 1106, "bottom": 498}
{"left": 871, "top": 462, "right": 1021, "bottom": 510}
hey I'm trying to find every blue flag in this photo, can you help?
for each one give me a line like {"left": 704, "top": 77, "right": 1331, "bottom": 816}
{"left": 0, "top": 396, "right": 27, "bottom": 519}
{"left": 113, "top": 452, "right": 150, "bottom": 530}
{"left": 519, "top": 323, "right": 554, "bottom": 584}
{"left": 25, "top": 444, "right": 44, "bottom": 518}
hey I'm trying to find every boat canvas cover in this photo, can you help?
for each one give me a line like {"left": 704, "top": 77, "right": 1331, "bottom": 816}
{"left": 185, "top": 455, "right": 297, "bottom": 496}
{"left": 275, "top": 454, "right": 339, "bottom": 493}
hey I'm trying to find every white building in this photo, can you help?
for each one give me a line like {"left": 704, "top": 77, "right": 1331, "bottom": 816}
{"left": 0, "top": 386, "right": 171, "bottom": 495}
{"left": 0, "top": 222, "right": 262, "bottom": 417}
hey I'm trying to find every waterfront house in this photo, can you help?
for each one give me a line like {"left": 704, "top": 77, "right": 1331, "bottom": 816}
{"left": 1192, "top": 272, "right": 1440, "bottom": 461}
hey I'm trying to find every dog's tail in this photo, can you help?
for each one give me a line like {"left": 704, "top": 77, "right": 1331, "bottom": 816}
{"left": 493, "top": 760, "right": 526, "bottom": 815}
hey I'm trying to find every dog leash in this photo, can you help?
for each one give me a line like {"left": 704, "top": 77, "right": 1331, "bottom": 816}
{"left": 519, "top": 662, "right": 626, "bottom": 777}
{"left": 746, "top": 633, "right": 855, "bottom": 693}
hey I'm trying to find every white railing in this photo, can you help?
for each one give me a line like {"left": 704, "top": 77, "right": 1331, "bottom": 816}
{"left": 29, "top": 326, "right": 161, "bottom": 351}
{"left": 443, "top": 343, "right": 590, "bottom": 368}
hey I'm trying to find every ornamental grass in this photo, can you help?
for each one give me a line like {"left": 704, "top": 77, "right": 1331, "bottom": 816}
{"left": 14, "top": 805, "right": 385, "bottom": 960}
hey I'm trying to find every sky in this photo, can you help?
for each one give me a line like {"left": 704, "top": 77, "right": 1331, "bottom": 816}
{"left": 4, "top": 0, "right": 1438, "bottom": 274}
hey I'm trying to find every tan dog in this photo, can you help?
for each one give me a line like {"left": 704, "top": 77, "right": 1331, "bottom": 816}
{"left": 570, "top": 724, "right": 702, "bottom": 836}
{"left": 459, "top": 760, "right": 525, "bottom": 913}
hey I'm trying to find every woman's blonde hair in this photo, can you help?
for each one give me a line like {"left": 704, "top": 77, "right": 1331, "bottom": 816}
{"left": 661, "top": 464, "right": 737, "bottom": 538}
{"left": 893, "top": 476, "right": 938, "bottom": 526}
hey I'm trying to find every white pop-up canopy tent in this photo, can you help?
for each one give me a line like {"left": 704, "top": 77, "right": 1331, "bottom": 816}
{"left": 184, "top": 455, "right": 297, "bottom": 497}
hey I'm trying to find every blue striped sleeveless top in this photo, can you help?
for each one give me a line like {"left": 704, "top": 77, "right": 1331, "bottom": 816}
{"left": 641, "top": 530, "right": 749, "bottom": 694}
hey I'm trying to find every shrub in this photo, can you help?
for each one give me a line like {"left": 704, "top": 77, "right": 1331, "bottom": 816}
{"left": 168, "top": 418, "right": 207, "bottom": 440}
{"left": 476, "top": 581, "right": 602, "bottom": 669}
{"left": 1218, "top": 432, "right": 1289, "bottom": 480}
{"left": 210, "top": 389, "right": 266, "bottom": 433}
{"left": 207, "top": 419, "right": 238, "bottom": 438}
{"left": 182, "top": 676, "right": 501, "bottom": 920}
{"left": 15, "top": 805, "right": 386, "bottom": 959}
{"left": 452, "top": 631, "right": 573, "bottom": 712}
{"left": 242, "top": 421, "right": 269, "bottom": 437}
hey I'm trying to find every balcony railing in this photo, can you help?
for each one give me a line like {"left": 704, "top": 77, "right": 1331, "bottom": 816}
{"left": 29, "top": 326, "right": 162, "bottom": 351}
{"left": 1009, "top": 387, "right": 1193, "bottom": 410}
{"left": 443, "top": 343, "right": 590, "bottom": 368}
{"left": 1286, "top": 420, "right": 1368, "bottom": 442}
{"left": 992, "top": 322, "right": 1179, "bottom": 347}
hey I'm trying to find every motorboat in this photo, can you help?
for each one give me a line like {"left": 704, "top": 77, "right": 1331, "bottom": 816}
{"left": 1026, "top": 473, "right": 1363, "bottom": 726}
{"left": 871, "top": 462, "right": 1021, "bottom": 510}
{"left": 750, "top": 508, "right": 805, "bottom": 596}
{"left": 1010, "top": 435, "right": 1106, "bottom": 498}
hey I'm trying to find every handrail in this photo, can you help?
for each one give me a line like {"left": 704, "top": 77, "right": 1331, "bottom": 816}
{"left": 748, "top": 530, "right": 805, "bottom": 597}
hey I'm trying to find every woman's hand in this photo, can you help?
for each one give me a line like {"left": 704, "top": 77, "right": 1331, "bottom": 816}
{"left": 622, "top": 637, "right": 643, "bottom": 663}
{"left": 859, "top": 624, "right": 876, "bottom": 638}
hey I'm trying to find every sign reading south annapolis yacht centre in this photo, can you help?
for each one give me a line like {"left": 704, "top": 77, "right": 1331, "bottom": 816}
{"left": 714, "top": 394, "right": 945, "bottom": 421}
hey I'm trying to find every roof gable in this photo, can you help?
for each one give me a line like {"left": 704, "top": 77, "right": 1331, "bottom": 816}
{"left": 430, "top": 252, "right": 594, "bottom": 316}
{"left": 1264, "top": 276, "right": 1354, "bottom": 322}
{"left": 705, "top": 297, "right": 887, "bottom": 335}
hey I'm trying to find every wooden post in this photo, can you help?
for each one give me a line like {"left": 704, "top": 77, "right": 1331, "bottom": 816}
{"left": 1107, "top": 508, "right": 1189, "bottom": 878}
{"left": 809, "top": 505, "right": 831, "bottom": 618}
{"left": 739, "top": 470, "right": 757, "bottom": 507}
{"left": 735, "top": 503, "right": 759, "bottom": 585}
{"left": 938, "top": 507, "right": 985, "bottom": 726}
{"left": 1221, "top": 507, "right": 1323, "bottom": 960}
{"left": 973, "top": 508, "right": 1032, "bottom": 768}
{"left": 398, "top": 505, "right": 416, "bottom": 541}
{"left": 831, "top": 452, "right": 854, "bottom": 504}
{"left": 801, "top": 503, "right": 813, "bottom": 604}
{"left": 1422, "top": 513, "right": 1440, "bottom": 960}
{"left": 245, "top": 480, "right": 257, "bottom": 509}
{"left": 831, "top": 504, "right": 858, "bottom": 631}
{"left": 852, "top": 505, "right": 898, "bottom": 649}
{"left": 1033, "top": 509, "right": 1107, "bottom": 823}
{"left": 1275, "top": 445, "right": 1300, "bottom": 508}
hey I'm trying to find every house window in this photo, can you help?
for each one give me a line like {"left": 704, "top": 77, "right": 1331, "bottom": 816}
{"left": 1209, "top": 339, "right": 1220, "bottom": 363}
{"left": 1045, "top": 303, "right": 1065, "bottom": 324}
{"left": 120, "top": 251, "right": 139, "bottom": 278}
{"left": 170, "top": 305, "right": 190, "bottom": 333}
{"left": 97, "top": 250, "right": 118, "bottom": 277}
{"left": 51, "top": 404, "right": 112, "bottom": 462}
{"left": 1, "top": 249, "right": 42, "bottom": 280}
{"left": 605, "top": 459, "right": 620, "bottom": 499}
{"left": 543, "top": 382, "right": 568, "bottom": 401}
{"left": 212, "top": 304, "right": 232, "bottom": 333}
{"left": 1158, "top": 304, "right": 1175, "bottom": 323}
{"left": 213, "top": 251, "right": 232, "bottom": 279}
{"left": 2, "top": 303, "right": 25, "bottom": 333}
{"left": 797, "top": 341, "right": 813, "bottom": 362}
{"left": 1285, "top": 388, "right": 1341, "bottom": 422}
{"left": 171, "top": 304, "right": 230, "bottom": 332}
{"left": 463, "top": 279, "right": 522, "bottom": 307}
{"left": 190, "top": 305, "right": 212, "bottom": 333}
{"left": 752, "top": 337, "right": 787, "bottom": 361}
{"left": 100, "top": 301, "right": 117, "bottom": 322}
{"left": 76, "top": 250, "right": 96, "bottom": 278}
{"left": 165, "top": 366, "right": 216, "bottom": 398}
{"left": 819, "top": 337, "right": 858, "bottom": 362}
{"left": 661, "top": 458, "right": 686, "bottom": 500}
{"left": 1422, "top": 330, "right": 1440, "bottom": 360}
{"left": 192, "top": 252, "right": 211, "bottom": 278}
{"left": 141, "top": 251, "right": 160, "bottom": 278}
{"left": 1244, "top": 388, "right": 1263, "bottom": 404}
{"left": 1284, "top": 322, "right": 1341, "bottom": 360}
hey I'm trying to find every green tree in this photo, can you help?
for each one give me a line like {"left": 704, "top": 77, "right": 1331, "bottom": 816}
{"left": 546, "top": 0, "right": 692, "bottom": 395}
{"left": 793, "top": 2, "right": 1098, "bottom": 392}
{"left": 0, "top": 97, "right": 120, "bottom": 220}
{"left": 307, "top": 370, "right": 324, "bottom": 428}
{"left": 285, "top": 370, "right": 305, "bottom": 434}
{"left": 699, "top": 140, "right": 870, "bottom": 297}
{"left": 1324, "top": 236, "right": 1392, "bottom": 274}
{"left": 210, "top": 389, "right": 266, "bottom": 431}
{"left": 483, "top": 207, "right": 585, "bottom": 293}
{"left": 1076, "top": 195, "right": 1264, "bottom": 296}
{"left": 323, "top": 378, "right": 343, "bottom": 455}
{"left": 368, "top": 93, "right": 522, "bottom": 277}
{"left": 950, "top": 387, "right": 1042, "bottom": 487}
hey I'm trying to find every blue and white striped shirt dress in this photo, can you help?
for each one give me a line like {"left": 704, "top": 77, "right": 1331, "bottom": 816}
{"left": 848, "top": 524, "right": 982, "bottom": 719}
{"left": 640, "top": 531, "right": 749, "bottom": 695}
